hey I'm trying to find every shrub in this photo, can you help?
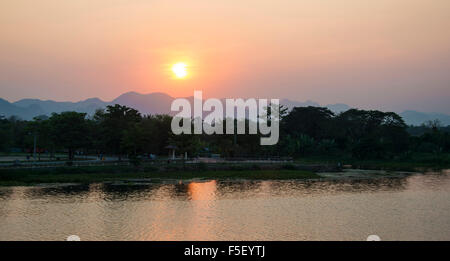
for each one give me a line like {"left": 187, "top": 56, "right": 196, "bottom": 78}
{"left": 282, "top": 163, "right": 297, "bottom": 170}
{"left": 197, "top": 162, "right": 207, "bottom": 171}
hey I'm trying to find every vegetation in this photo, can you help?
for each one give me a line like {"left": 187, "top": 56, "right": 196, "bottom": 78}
{"left": 1, "top": 104, "right": 450, "bottom": 170}
{"left": 0, "top": 165, "right": 318, "bottom": 186}
{"left": 295, "top": 154, "right": 450, "bottom": 172}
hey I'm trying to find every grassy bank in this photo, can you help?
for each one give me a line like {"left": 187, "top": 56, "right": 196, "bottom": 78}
{"left": 2, "top": 153, "right": 448, "bottom": 186}
{"left": 0, "top": 165, "right": 318, "bottom": 186}
{"left": 341, "top": 160, "right": 449, "bottom": 172}
{"left": 295, "top": 153, "right": 450, "bottom": 172}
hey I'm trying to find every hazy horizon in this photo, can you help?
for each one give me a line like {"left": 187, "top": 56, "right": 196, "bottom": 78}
{"left": 1, "top": 0, "right": 450, "bottom": 114}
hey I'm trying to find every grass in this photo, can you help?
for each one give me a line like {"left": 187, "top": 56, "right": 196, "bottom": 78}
{"left": 341, "top": 160, "right": 447, "bottom": 172}
{"left": 0, "top": 166, "right": 319, "bottom": 186}
{"left": 294, "top": 153, "right": 450, "bottom": 172}
{"left": 3, "top": 152, "right": 448, "bottom": 186}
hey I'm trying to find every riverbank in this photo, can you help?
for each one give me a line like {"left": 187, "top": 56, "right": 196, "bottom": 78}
{"left": 0, "top": 166, "right": 319, "bottom": 186}
{"left": 295, "top": 153, "right": 450, "bottom": 172}
{"left": 1, "top": 157, "right": 448, "bottom": 186}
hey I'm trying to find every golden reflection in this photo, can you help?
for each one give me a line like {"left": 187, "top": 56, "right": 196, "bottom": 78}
{"left": 187, "top": 180, "right": 217, "bottom": 201}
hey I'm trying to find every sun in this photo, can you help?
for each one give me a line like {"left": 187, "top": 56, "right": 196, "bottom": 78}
{"left": 172, "top": 62, "right": 188, "bottom": 78}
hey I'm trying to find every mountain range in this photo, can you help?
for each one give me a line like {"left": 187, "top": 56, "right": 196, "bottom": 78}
{"left": 1, "top": 92, "right": 449, "bottom": 126}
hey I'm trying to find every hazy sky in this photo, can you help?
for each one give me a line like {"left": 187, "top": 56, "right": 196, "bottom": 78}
{"left": 1, "top": 0, "right": 449, "bottom": 113}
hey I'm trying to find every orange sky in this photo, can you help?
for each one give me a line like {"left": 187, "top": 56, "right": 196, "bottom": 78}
{"left": 1, "top": 0, "right": 450, "bottom": 113}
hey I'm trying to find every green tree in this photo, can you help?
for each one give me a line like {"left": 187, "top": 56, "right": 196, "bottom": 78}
{"left": 335, "top": 109, "right": 408, "bottom": 159}
{"left": 48, "top": 112, "right": 89, "bottom": 160}
{"left": 138, "top": 114, "right": 173, "bottom": 155}
{"left": 0, "top": 116, "right": 13, "bottom": 152}
{"left": 283, "top": 106, "right": 335, "bottom": 140}
{"left": 25, "top": 115, "right": 53, "bottom": 160}
{"left": 94, "top": 104, "right": 141, "bottom": 160}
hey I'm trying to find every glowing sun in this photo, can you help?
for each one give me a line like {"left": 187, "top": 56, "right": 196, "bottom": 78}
{"left": 172, "top": 62, "right": 188, "bottom": 78}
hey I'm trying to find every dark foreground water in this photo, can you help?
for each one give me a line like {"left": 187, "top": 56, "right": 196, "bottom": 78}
{"left": 0, "top": 170, "right": 449, "bottom": 241}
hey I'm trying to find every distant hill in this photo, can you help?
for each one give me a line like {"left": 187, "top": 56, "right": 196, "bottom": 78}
{"left": 13, "top": 97, "right": 108, "bottom": 116}
{"left": 1, "top": 92, "right": 449, "bottom": 126}
{"left": 280, "top": 99, "right": 351, "bottom": 114}
{"left": 324, "top": 103, "right": 351, "bottom": 114}
{"left": 112, "top": 92, "right": 173, "bottom": 115}
{"left": 400, "top": 110, "right": 450, "bottom": 126}
{"left": 279, "top": 99, "right": 320, "bottom": 109}
{"left": 0, "top": 98, "right": 45, "bottom": 120}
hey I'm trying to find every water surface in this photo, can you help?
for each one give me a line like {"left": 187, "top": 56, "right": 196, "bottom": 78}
{"left": 0, "top": 170, "right": 449, "bottom": 240}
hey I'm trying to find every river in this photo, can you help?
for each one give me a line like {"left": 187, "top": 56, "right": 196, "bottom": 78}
{"left": 0, "top": 169, "right": 449, "bottom": 240}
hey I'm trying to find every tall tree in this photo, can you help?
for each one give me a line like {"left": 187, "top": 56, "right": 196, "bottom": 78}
{"left": 283, "top": 106, "right": 335, "bottom": 140}
{"left": 48, "top": 112, "right": 89, "bottom": 160}
{"left": 94, "top": 104, "right": 141, "bottom": 159}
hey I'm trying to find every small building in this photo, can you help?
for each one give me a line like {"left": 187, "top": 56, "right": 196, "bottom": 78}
{"left": 164, "top": 145, "right": 178, "bottom": 160}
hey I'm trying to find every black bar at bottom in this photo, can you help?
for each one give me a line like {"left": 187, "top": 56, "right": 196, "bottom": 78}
{"left": 1, "top": 241, "right": 448, "bottom": 259}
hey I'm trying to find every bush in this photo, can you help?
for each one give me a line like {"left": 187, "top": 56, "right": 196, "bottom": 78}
{"left": 129, "top": 155, "right": 142, "bottom": 167}
{"left": 143, "top": 166, "right": 158, "bottom": 172}
{"left": 197, "top": 162, "right": 207, "bottom": 171}
{"left": 282, "top": 163, "right": 297, "bottom": 170}
{"left": 252, "top": 164, "right": 261, "bottom": 170}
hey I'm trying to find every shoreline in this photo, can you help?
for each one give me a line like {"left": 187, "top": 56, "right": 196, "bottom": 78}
{"left": 0, "top": 168, "right": 319, "bottom": 186}
{"left": 0, "top": 161, "right": 448, "bottom": 187}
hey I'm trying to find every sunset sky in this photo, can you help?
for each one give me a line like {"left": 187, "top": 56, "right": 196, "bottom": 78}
{"left": 1, "top": 0, "right": 449, "bottom": 113}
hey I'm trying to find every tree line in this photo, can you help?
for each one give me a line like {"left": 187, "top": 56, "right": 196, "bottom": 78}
{"left": 1, "top": 104, "right": 449, "bottom": 161}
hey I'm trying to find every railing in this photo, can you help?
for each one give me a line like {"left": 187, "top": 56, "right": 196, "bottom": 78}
{"left": 0, "top": 156, "right": 294, "bottom": 169}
